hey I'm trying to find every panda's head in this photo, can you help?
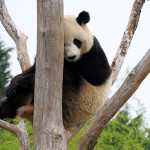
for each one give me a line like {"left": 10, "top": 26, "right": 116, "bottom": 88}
{"left": 64, "top": 11, "right": 93, "bottom": 62}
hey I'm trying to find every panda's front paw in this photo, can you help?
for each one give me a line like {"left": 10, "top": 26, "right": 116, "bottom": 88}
{"left": 5, "top": 75, "right": 24, "bottom": 98}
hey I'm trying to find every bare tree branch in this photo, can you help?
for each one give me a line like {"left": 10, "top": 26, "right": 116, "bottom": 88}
{"left": 0, "top": 119, "right": 30, "bottom": 150}
{"left": 77, "top": 48, "right": 150, "bottom": 150}
{"left": 111, "top": 0, "right": 146, "bottom": 84}
{"left": 0, "top": 0, "right": 30, "bottom": 149}
{"left": 0, "top": 0, "right": 30, "bottom": 71}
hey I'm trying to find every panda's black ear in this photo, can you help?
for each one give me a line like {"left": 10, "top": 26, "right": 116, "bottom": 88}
{"left": 76, "top": 11, "right": 90, "bottom": 25}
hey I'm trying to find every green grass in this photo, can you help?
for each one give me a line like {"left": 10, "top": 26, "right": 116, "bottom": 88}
{"left": 68, "top": 120, "right": 91, "bottom": 150}
{"left": 0, "top": 118, "right": 33, "bottom": 150}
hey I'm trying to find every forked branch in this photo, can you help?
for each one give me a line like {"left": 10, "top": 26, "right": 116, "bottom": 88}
{"left": 0, "top": 0, "right": 30, "bottom": 71}
{"left": 0, "top": 120, "right": 30, "bottom": 150}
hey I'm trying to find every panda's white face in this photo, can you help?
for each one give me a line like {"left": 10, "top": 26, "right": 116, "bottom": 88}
{"left": 64, "top": 38, "right": 82, "bottom": 62}
{"left": 64, "top": 14, "right": 93, "bottom": 62}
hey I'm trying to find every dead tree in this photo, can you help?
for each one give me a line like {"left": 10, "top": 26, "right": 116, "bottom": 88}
{"left": 0, "top": 0, "right": 149, "bottom": 149}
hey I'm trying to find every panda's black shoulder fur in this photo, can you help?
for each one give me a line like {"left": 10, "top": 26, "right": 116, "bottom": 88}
{"left": 64, "top": 36, "right": 111, "bottom": 86}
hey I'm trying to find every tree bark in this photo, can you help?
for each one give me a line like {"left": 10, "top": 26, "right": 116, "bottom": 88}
{"left": 33, "top": 0, "right": 66, "bottom": 149}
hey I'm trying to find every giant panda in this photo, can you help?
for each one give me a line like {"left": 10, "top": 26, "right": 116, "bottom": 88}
{"left": 0, "top": 11, "right": 111, "bottom": 133}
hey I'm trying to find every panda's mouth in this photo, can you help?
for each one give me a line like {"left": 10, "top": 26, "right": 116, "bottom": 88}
{"left": 65, "top": 55, "right": 79, "bottom": 62}
{"left": 67, "top": 55, "right": 76, "bottom": 60}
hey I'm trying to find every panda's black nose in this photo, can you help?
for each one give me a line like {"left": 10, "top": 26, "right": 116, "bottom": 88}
{"left": 67, "top": 55, "right": 76, "bottom": 60}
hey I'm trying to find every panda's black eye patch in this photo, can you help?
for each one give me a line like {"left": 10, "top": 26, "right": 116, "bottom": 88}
{"left": 73, "top": 39, "right": 81, "bottom": 48}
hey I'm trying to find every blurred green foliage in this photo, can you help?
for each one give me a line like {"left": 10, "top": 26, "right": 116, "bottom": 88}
{"left": 68, "top": 104, "right": 150, "bottom": 150}
{"left": 0, "top": 40, "right": 12, "bottom": 101}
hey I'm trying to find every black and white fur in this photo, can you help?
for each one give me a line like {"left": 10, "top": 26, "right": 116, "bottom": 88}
{"left": 0, "top": 11, "right": 112, "bottom": 134}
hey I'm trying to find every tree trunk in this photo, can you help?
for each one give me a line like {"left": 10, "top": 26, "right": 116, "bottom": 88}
{"left": 33, "top": 0, "right": 67, "bottom": 149}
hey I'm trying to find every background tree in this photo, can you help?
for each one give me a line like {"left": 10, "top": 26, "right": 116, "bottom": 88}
{"left": 96, "top": 104, "right": 150, "bottom": 150}
{"left": 0, "top": 40, "right": 12, "bottom": 101}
